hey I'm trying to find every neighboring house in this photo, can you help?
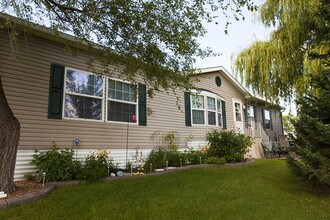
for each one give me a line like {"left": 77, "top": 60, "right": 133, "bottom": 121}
{"left": 0, "top": 14, "right": 283, "bottom": 179}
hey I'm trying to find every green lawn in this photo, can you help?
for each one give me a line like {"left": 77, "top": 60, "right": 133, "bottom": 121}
{"left": 1, "top": 160, "right": 329, "bottom": 219}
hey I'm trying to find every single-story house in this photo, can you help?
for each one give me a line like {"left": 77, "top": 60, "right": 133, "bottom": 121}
{"left": 0, "top": 13, "right": 284, "bottom": 179}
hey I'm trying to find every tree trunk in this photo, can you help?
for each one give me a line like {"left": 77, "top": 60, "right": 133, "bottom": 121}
{"left": 0, "top": 75, "right": 20, "bottom": 193}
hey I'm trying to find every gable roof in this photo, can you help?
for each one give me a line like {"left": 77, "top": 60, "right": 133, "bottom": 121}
{"left": 198, "top": 66, "right": 249, "bottom": 96}
{"left": 197, "top": 66, "right": 285, "bottom": 111}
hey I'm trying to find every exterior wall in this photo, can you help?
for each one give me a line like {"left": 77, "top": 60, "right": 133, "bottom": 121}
{"left": 189, "top": 72, "right": 246, "bottom": 141}
{"left": 254, "top": 105, "right": 283, "bottom": 141}
{"left": 1, "top": 31, "right": 247, "bottom": 154}
{"left": 1, "top": 28, "right": 284, "bottom": 173}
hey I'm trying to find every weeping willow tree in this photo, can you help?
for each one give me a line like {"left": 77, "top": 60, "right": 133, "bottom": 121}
{"left": 235, "top": 0, "right": 329, "bottom": 101}
{"left": 236, "top": 0, "right": 330, "bottom": 187}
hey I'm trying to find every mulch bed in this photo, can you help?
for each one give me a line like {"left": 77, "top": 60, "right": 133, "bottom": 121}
{"left": 3, "top": 180, "right": 44, "bottom": 199}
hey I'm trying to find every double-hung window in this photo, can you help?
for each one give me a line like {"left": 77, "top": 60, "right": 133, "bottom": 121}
{"left": 107, "top": 79, "right": 137, "bottom": 123}
{"left": 191, "top": 91, "right": 224, "bottom": 127}
{"left": 217, "top": 99, "right": 222, "bottom": 127}
{"left": 50, "top": 65, "right": 147, "bottom": 125}
{"left": 207, "top": 97, "right": 216, "bottom": 125}
{"left": 64, "top": 68, "right": 104, "bottom": 121}
{"left": 192, "top": 95, "right": 205, "bottom": 125}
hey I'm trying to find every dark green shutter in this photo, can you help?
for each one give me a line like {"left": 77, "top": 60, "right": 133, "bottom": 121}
{"left": 261, "top": 108, "right": 265, "bottom": 127}
{"left": 221, "top": 100, "right": 226, "bottom": 129}
{"left": 48, "top": 64, "right": 65, "bottom": 119}
{"left": 184, "top": 92, "right": 191, "bottom": 126}
{"left": 244, "top": 104, "right": 248, "bottom": 128}
{"left": 138, "top": 83, "right": 147, "bottom": 126}
{"left": 253, "top": 106, "right": 257, "bottom": 128}
{"left": 270, "top": 110, "right": 273, "bottom": 131}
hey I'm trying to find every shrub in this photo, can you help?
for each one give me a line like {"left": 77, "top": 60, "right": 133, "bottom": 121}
{"left": 166, "top": 149, "right": 186, "bottom": 167}
{"left": 80, "top": 149, "right": 113, "bottom": 182}
{"left": 163, "top": 131, "right": 179, "bottom": 150}
{"left": 287, "top": 71, "right": 330, "bottom": 187}
{"left": 32, "top": 142, "right": 81, "bottom": 182}
{"left": 144, "top": 148, "right": 186, "bottom": 170}
{"left": 206, "top": 130, "right": 253, "bottom": 163}
{"left": 184, "top": 147, "right": 208, "bottom": 164}
{"left": 204, "top": 156, "right": 226, "bottom": 165}
{"left": 24, "top": 173, "right": 36, "bottom": 181}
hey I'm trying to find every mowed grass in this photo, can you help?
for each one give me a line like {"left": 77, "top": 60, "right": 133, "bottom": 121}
{"left": 1, "top": 160, "right": 329, "bottom": 220}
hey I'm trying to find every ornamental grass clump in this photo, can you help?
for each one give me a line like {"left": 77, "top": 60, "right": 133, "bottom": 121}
{"left": 206, "top": 130, "right": 253, "bottom": 163}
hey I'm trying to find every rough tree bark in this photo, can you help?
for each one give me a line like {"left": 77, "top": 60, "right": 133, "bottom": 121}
{"left": 0, "top": 75, "right": 20, "bottom": 193}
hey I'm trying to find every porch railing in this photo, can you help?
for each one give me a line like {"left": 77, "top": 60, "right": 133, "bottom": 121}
{"left": 244, "top": 121, "right": 270, "bottom": 143}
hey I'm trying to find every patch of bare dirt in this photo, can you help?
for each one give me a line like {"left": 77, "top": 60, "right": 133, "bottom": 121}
{"left": 1, "top": 180, "right": 44, "bottom": 199}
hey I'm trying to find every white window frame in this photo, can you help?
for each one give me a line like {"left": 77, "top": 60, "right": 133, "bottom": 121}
{"left": 246, "top": 105, "right": 255, "bottom": 128}
{"left": 207, "top": 97, "right": 216, "bottom": 126}
{"left": 217, "top": 99, "right": 223, "bottom": 127}
{"left": 191, "top": 90, "right": 224, "bottom": 127}
{"left": 191, "top": 94, "right": 205, "bottom": 125}
{"left": 106, "top": 77, "right": 138, "bottom": 124}
{"left": 63, "top": 67, "right": 105, "bottom": 122}
{"left": 233, "top": 101, "right": 242, "bottom": 122}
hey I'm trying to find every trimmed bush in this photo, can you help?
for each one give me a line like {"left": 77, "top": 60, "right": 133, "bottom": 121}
{"left": 32, "top": 142, "right": 81, "bottom": 182}
{"left": 184, "top": 147, "right": 208, "bottom": 164}
{"left": 80, "top": 149, "right": 113, "bottom": 183}
{"left": 206, "top": 130, "right": 253, "bottom": 163}
{"left": 144, "top": 148, "right": 187, "bottom": 170}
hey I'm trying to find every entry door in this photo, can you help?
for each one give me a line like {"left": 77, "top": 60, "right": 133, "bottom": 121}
{"left": 233, "top": 99, "right": 244, "bottom": 133}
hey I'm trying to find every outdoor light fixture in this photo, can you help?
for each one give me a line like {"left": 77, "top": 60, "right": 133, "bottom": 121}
{"left": 75, "top": 137, "right": 79, "bottom": 146}
{"left": 74, "top": 137, "right": 79, "bottom": 160}
{"left": 42, "top": 172, "right": 46, "bottom": 187}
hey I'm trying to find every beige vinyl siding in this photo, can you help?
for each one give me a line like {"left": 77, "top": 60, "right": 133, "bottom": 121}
{"left": 0, "top": 32, "right": 190, "bottom": 150}
{"left": 191, "top": 72, "right": 246, "bottom": 131}
{"left": 1, "top": 30, "right": 248, "bottom": 152}
{"left": 254, "top": 105, "right": 283, "bottom": 141}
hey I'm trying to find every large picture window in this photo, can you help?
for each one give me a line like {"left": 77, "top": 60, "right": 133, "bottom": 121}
{"left": 191, "top": 91, "right": 224, "bottom": 126}
{"left": 107, "top": 79, "right": 137, "bottom": 123}
{"left": 64, "top": 68, "right": 104, "bottom": 120}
